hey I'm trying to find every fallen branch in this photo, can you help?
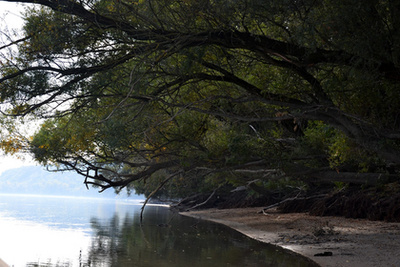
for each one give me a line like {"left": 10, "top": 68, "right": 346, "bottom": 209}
{"left": 259, "top": 193, "right": 327, "bottom": 215}
{"left": 185, "top": 185, "right": 223, "bottom": 211}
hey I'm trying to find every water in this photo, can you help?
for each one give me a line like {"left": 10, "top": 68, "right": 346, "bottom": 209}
{"left": 0, "top": 194, "right": 318, "bottom": 267}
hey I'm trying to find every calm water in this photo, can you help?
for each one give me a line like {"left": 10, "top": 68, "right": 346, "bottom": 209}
{"left": 0, "top": 194, "right": 317, "bottom": 267}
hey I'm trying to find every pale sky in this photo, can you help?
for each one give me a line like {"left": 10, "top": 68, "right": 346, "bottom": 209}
{"left": 1, "top": 1, "right": 25, "bottom": 29}
{"left": 0, "top": 2, "right": 36, "bottom": 174}
{"left": 0, "top": 154, "right": 35, "bottom": 174}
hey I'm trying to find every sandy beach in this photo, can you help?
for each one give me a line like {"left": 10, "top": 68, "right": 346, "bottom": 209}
{"left": 181, "top": 207, "right": 400, "bottom": 267}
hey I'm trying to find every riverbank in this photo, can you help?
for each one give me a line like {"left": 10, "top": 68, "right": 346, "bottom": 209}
{"left": 181, "top": 207, "right": 400, "bottom": 267}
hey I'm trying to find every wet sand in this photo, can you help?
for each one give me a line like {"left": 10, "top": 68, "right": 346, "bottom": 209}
{"left": 181, "top": 207, "right": 400, "bottom": 267}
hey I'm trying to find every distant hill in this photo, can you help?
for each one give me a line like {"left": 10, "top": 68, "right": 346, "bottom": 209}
{"left": 0, "top": 165, "right": 143, "bottom": 199}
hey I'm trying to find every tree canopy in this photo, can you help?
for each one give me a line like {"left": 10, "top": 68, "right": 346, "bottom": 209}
{"left": 1, "top": 0, "right": 400, "bottom": 199}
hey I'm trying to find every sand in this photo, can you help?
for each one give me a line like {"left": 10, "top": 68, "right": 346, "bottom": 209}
{"left": 181, "top": 207, "right": 400, "bottom": 267}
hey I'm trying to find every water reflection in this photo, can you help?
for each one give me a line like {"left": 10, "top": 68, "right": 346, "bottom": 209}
{"left": 0, "top": 195, "right": 122, "bottom": 266}
{"left": 84, "top": 207, "right": 317, "bottom": 267}
{"left": 0, "top": 215, "right": 90, "bottom": 266}
{"left": 0, "top": 195, "right": 317, "bottom": 267}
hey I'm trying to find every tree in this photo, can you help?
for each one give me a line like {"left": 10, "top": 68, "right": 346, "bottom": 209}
{"left": 0, "top": 0, "right": 400, "bottom": 197}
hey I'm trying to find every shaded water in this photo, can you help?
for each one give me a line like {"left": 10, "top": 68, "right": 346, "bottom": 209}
{"left": 0, "top": 194, "right": 318, "bottom": 266}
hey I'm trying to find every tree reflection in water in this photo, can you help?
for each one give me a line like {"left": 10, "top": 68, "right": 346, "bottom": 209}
{"left": 84, "top": 206, "right": 318, "bottom": 267}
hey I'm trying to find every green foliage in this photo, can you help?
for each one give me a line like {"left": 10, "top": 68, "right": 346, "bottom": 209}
{"left": 333, "top": 181, "right": 348, "bottom": 192}
{"left": 21, "top": 7, "right": 106, "bottom": 60}
{"left": 299, "top": 121, "right": 384, "bottom": 173}
{"left": 1, "top": 0, "right": 400, "bottom": 199}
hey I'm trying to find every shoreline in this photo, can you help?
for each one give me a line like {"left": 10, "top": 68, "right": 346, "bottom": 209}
{"left": 180, "top": 207, "right": 400, "bottom": 267}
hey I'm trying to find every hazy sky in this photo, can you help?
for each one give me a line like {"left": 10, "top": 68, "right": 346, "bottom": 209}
{"left": 1, "top": 2, "right": 25, "bottom": 29}
{"left": 0, "top": 2, "right": 36, "bottom": 174}
{"left": 0, "top": 154, "right": 35, "bottom": 174}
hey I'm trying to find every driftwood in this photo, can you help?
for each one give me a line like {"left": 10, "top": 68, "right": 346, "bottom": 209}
{"left": 259, "top": 193, "right": 328, "bottom": 215}
{"left": 185, "top": 186, "right": 222, "bottom": 211}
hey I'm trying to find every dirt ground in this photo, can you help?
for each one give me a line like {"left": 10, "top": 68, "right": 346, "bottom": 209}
{"left": 181, "top": 207, "right": 400, "bottom": 267}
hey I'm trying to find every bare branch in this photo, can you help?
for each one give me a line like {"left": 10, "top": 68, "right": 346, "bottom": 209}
{"left": 140, "top": 170, "right": 183, "bottom": 222}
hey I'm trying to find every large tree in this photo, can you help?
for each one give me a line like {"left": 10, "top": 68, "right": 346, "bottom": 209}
{"left": 1, "top": 0, "right": 399, "bottom": 196}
